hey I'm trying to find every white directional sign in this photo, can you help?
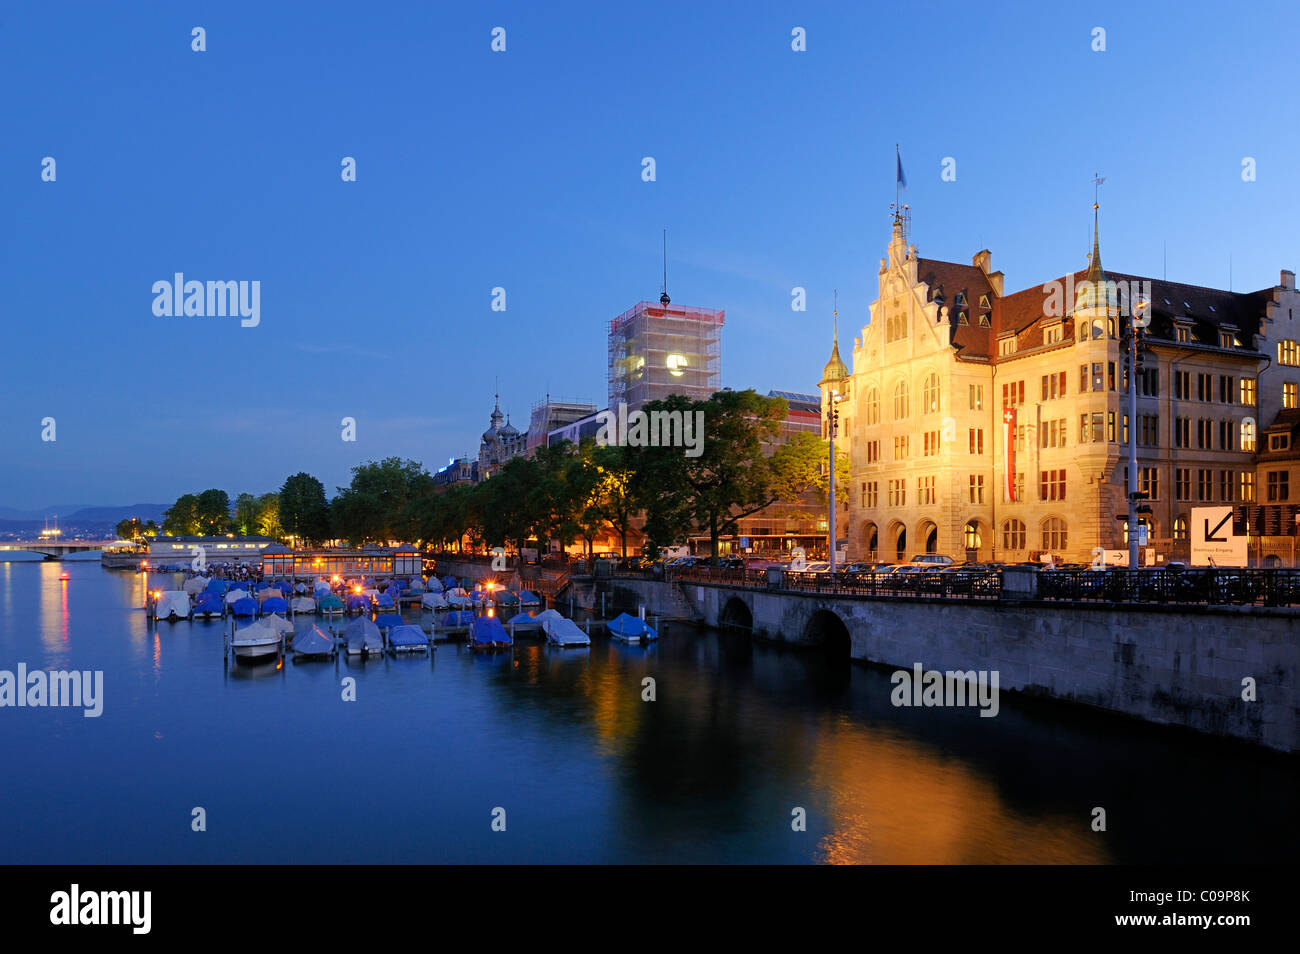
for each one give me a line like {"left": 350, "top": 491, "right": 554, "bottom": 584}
{"left": 1190, "top": 506, "right": 1247, "bottom": 566}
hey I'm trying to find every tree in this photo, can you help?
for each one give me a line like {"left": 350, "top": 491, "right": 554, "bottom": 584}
{"left": 331, "top": 458, "right": 429, "bottom": 544}
{"left": 115, "top": 517, "right": 145, "bottom": 541}
{"left": 477, "top": 456, "right": 543, "bottom": 553}
{"left": 279, "top": 473, "right": 331, "bottom": 544}
{"left": 234, "top": 493, "right": 259, "bottom": 535}
{"left": 255, "top": 492, "right": 282, "bottom": 538}
{"left": 634, "top": 390, "right": 826, "bottom": 561}
{"left": 194, "top": 489, "right": 231, "bottom": 535}
{"left": 161, "top": 494, "right": 200, "bottom": 536}
{"left": 584, "top": 442, "right": 640, "bottom": 557}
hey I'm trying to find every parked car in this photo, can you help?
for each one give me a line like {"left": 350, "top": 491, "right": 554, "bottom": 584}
{"left": 910, "top": 554, "right": 955, "bottom": 566}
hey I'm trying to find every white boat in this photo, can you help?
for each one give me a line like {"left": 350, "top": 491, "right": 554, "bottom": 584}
{"left": 543, "top": 616, "right": 590, "bottom": 647}
{"left": 152, "top": 591, "right": 192, "bottom": 621}
{"left": 290, "top": 596, "right": 317, "bottom": 614}
{"left": 421, "top": 591, "right": 449, "bottom": 611}
{"left": 261, "top": 613, "right": 294, "bottom": 636}
{"left": 224, "top": 588, "right": 251, "bottom": 606}
{"left": 231, "top": 621, "right": 282, "bottom": 660}
{"left": 446, "top": 587, "right": 472, "bottom": 608}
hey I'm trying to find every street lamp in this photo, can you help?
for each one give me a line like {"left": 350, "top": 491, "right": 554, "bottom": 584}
{"left": 1126, "top": 298, "right": 1151, "bottom": 569}
{"left": 828, "top": 392, "right": 844, "bottom": 574}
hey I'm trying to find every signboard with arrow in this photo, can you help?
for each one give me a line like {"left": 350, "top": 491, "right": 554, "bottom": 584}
{"left": 1190, "top": 506, "right": 1247, "bottom": 566}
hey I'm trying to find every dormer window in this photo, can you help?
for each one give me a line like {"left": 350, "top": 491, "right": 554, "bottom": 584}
{"left": 1269, "top": 433, "right": 1290, "bottom": 451}
{"left": 998, "top": 336, "right": 1017, "bottom": 356}
{"left": 1219, "top": 332, "right": 1233, "bottom": 348}
{"left": 979, "top": 294, "right": 991, "bottom": 309}
{"left": 932, "top": 287, "right": 945, "bottom": 304}
{"left": 954, "top": 291, "right": 967, "bottom": 306}
{"left": 957, "top": 311, "right": 969, "bottom": 325}
{"left": 1044, "top": 323, "right": 1063, "bottom": 344}
{"left": 978, "top": 313, "right": 990, "bottom": 328}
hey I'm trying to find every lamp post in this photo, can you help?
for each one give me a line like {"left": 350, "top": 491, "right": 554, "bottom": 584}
{"left": 828, "top": 393, "right": 843, "bottom": 574}
{"left": 1127, "top": 299, "right": 1150, "bottom": 569}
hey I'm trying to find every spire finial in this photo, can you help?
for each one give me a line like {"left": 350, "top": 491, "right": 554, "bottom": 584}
{"left": 1087, "top": 173, "right": 1106, "bottom": 278}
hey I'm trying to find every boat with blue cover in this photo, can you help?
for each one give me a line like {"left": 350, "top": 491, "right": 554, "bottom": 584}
{"left": 606, "top": 612, "right": 658, "bottom": 643}
{"left": 470, "top": 615, "right": 512, "bottom": 652}
{"left": 387, "top": 624, "right": 430, "bottom": 654}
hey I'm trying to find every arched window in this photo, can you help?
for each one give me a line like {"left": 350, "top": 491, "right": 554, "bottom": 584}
{"left": 963, "top": 520, "right": 982, "bottom": 550}
{"left": 1123, "top": 517, "right": 1153, "bottom": 546}
{"left": 864, "top": 388, "right": 880, "bottom": 426}
{"left": 1173, "top": 516, "right": 1188, "bottom": 541}
{"left": 893, "top": 380, "right": 909, "bottom": 420}
{"left": 922, "top": 372, "right": 940, "bottom": 414}
{"left": 1001, "top": 518, "right": 1026, "bottom": 551}
{"left": 1041, "top": 517, "right": 1068, "bottom": 551}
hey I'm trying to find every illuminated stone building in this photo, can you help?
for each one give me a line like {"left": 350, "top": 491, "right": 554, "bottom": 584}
{"left": 827, "top": 209, "right": 1300, "bottom": 565}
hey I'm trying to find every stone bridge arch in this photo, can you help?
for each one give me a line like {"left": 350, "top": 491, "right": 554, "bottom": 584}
{"left": 719, "top": 594, "right": 754, "bottom": 632}
{"left": 803, "top": 607, "right": 851, "bottom": 660}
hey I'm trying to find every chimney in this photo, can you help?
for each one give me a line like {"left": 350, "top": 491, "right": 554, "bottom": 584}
{"left": 1282, "top": 269, "right": 1295, "bottom": 290}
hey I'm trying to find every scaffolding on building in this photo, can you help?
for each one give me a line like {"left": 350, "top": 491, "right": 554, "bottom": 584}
{"left": 608, "top": 301, "right": 724, "bottom": 410}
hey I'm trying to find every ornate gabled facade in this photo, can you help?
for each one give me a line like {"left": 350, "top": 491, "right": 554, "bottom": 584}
{"left": 825, "top": 210, "right": 1300, "bottom": 566}
{"left": 478, "top": 394, "right": 527, "bottom": 479}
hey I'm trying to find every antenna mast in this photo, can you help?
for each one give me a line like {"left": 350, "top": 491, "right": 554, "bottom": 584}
{"left": 660, "top": 229, "right": 670, "bottom": 305}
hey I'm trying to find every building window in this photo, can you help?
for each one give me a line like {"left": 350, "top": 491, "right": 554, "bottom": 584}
{"left": 921, "top": 372, "right": 940, "bottom": 413}
{"left": 1012, "top": 472, "right": 1025, "bottom": 502}
{"left": 1267, "top": 471, "right": 1290, "bottom": 502}
{"left": 1174, "top": 417, "right": 1189, "bottom": 448}
{"left": 1240, "top": 472, "right": 1256, "bottom": 502}
{"left": 1219, "top": 376, "right": 1235, "bottom": 404}
{"left": 1041, "top": 518, "right": 1068, "bottom": 551}
{"left": 1045, "top": 324, "right": 1063, "bottom": 344}
{"left": 1174, "top": 370, "right": 1189, "bottom": 400}
{"left": 894, "top": 435, "right": 909, "bottom": 460}
{"left": 964, "top": 521, "right": 982, "bottom": 549}
{"left": 1040, "top": 418, "right": 1067, "bottom": 449}
{"left": 866, "top": 440, "right": 880, "bottom": 463}
{"left": 1001, "top": 519, "right": 1026, "bottom": 551}
{"left": 1173, "top": 516, "right": 1188, "bottom": 541}
{"left": 888, "top": 479, "right": 906, "bottom": 506}
{"left": 999, "top": 336, "right": 1018, "bottom": 356}
{"left": 886, "top": 309, "right": 908, "bottom": 343}
{"left": 968, "top": 475, "right": 985, "bottom": 504}
{"left": 1197, "top": 419, "right": 1212, "bottom": 450}
{"left": 969, "top": 428, "right": 984, "bottom": 455}
{"left": 1241, "top": 422, "right": 1257, "bottom": 452}
{"left": 1039, "top": 469, "right": 1066, "bottom": 501}
{"left": 918, "top": 476, "right": 936, "bottom": 505}
{"left": 1140, "top": 467, "right": 1160, "bottom": 500}
{"left": 1219, "top": 470, "right": 1234, "bottom": 502}
{"left": 893, "top": 380, "right": 909, "bottom": 419}
{"left": 1270, "top": 433, "right": 1292, "bottom": 451}
{"left": 866, "top": 482, "right": 878, "bottom": 508}
{"left": 1279, "top": 339, "right": 1300, "bottom": 366}
{"left": 1219, "top": 419, "right": 1235, "bottom": 451}
{"left": 1285, "top": 382, "right": 1299, "bottom": 410}
{"left": 1002, "top": 381, "right": 1025, "bottom": 407}
{"left": 1176, "top": 325, "right": 1191, "bottom": 343}
{"left": 923, "top": 431, "right": 940, "bottom": 456}
{"left": 1240, "top": 377, "right": 1256, "bottom": 406}
{"left": 1041, "top": 371, "right": 1067, "bottom": 401}
{"left": 1197, "top": 469, "right": 1213, "bottom": 502}
{"left": 864, "top": 388, "right": 879, "bottom": 425}
{"left": 1139, "top": 415, "right": 1159, "bottom": 446}
{"left": 969, "top": 384, "right": 984, "bottom": 410}
{"left": 1175, "top": 468, "right": 1190, "bottom": 501}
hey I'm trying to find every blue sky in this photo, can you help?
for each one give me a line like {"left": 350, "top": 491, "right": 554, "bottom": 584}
{"left": 3, "top": 0, "right": 1296, "bottom": 509}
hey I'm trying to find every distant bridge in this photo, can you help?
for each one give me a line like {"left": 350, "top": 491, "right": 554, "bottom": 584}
{"left": 0, "top": 540, "right": 117, "bottom": 560}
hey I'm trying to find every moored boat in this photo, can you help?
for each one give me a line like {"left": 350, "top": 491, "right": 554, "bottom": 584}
{"left": 152, "top": 591, "right": 192, "bottom": 621}
{"left": 291, "top": 624, "right": 336, "bottom": 659}
{"left": 543, "top": 614, "right": 590, "bottom": 647}
{"left": 470, "top": 615, "right": 512, "bottom": 652}
{"left": 607, "top": 612, "right": 658, "bottom": 644}
{"left": 343, "top": 618, "right": 384, "bottom": 657}
{"left": 231, "top": 620, "right": 282, "bottom": 661}
{"left": 387, "top": 624, "right": 430, "bottom": 654}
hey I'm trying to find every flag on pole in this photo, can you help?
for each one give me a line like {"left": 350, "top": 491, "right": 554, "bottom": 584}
{"left": 1002, "top": 407, "right": 1017, "bottom": 502}
{"left": 896, "top": 146, "right": 907, "bottom": 191}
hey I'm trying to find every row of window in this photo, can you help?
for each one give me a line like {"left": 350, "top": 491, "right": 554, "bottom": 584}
{"left": 859, "top": 374, "right": 1294, "bottom": 425}
{"left": 860, "top": 468, "right": 1290, "bottom": 507}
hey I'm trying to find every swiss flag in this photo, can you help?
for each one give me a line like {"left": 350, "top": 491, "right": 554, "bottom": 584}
{"left": 1002, "top": 407, "right": 1017, "bottom": 502}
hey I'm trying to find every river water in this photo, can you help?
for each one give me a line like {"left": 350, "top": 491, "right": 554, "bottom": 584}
{"left": 0, "top": 559, "right": 1294, "bottom": 863}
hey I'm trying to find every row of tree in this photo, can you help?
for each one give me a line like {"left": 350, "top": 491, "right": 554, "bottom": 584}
{"left": 125, "top": 390, "right": 843, "bottom": 559}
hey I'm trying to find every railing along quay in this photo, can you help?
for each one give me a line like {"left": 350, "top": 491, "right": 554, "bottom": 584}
{"left": 611, "top": 564, "right": 1300, "bottom": 608}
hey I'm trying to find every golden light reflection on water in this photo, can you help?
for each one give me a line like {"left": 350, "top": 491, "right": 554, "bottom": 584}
{"left": 807, "top": 716, "right": 1110, "bottom": 864}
